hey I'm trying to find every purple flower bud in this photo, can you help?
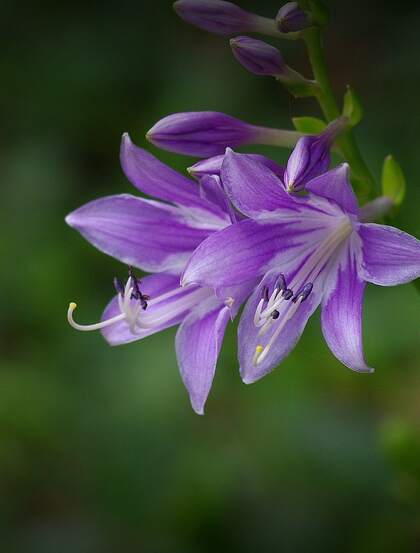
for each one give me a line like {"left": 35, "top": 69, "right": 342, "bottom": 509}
{"left": 188, "top": 153, "right": 285, "bottom": 180}
{"left": 230, "top": 36, "right": 285, "bottom": 76}
{"left": 147, "top": 112, "right": 301, "bottom": 157}
{"left": 146, "top": 112, "right": 257, "bottom": 157}
{"left": 173, "top": 0, "right": 255, "bottom": 36}
{"left": 284, "top": 118, "right": 346, "bottom": 191}
{"left": 276, "top": 2, "right": 311, "bottom": 33}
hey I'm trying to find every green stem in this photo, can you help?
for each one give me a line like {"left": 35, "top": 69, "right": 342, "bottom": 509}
{"left": 303, "top": 28, "right": 375, "bottom": 199}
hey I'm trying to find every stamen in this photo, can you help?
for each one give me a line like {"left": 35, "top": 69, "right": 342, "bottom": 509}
{"left": 254, "top": 298, "right": 266, "bottom": 326}
{"left": 114, "top": 277, "right": 124, "bottom": 295}
{"left": 271, "top": 310, "right": 280, "bottom": 320}
{"left": 261, "top": 286, "right": 269, "bottom": 302}
{"left": 128, "top": 267, "right": 150, "bottom": 309}
{"left": 283, "top": 289, "right": 293, "bottom": 300}
{"left": 275, "top": 273, "right": 287, "bottom": 292}
{"left": 292, "top": 282, "right": 313, "bottom": 304}
{"left": 225, "top": 296, "right": 235, "bottom": 308}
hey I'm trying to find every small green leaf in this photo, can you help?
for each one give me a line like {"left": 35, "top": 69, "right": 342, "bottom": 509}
{"left": 382, "top": 155, "right": 406, "bottom": 206}
{"left": 292, "top": 116, "right": 327, "bottom": 134}
{"left": 343, "top": 86, "right": 363, "bottom": 126}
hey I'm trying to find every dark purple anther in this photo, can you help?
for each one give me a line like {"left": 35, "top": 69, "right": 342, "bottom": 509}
{"left": 114, "top": 277, "right": 124, "bottom": 296}
{"left": 128, "top": 267, "right": 150, "bottom": 309}
{"left": 275, "top": 273, "right": 287, "bottom": 291}
{"left": 283, "top": 289, "right": 294, "bottom": 300}
{"left": 292, "top": 282, "right": 313, "bottom": 304}
{"left": 271, "top": 310, "right": 280, "bottom": 320}
{"left": 262, "top": 285, "right": 269, "bottom": 302}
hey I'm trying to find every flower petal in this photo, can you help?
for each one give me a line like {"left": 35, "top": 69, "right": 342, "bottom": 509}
{"left": 305, "top": 163, "right": 359, "bottom": 215}
{"left": 321, "top": 234, "right": 374, "bottom": 373}
{"left": 66, "top": 194, "right": 216, "bottom": 273}
{"left": 182, "top": 203, "right": 338, "bottom": 289}
{"left": 120, "top": 133, "right": 223, "bottom": 216}
{"left": 220, "top": 148, "right": 292, "bottom": 216}
{"left": 239, "top": 265, "right": 325, "bottom": 383}
{"left": 188, "top": 152, "right": 285, "bottom": 180}
{"left": 199, "top": 175, "right": 233, "bottom": 217}
{"left": 358, "top": 223, "right": 420, "bottom": 286}
{"left": 101, "top": 273, "right": 188, "bottom": 345}
{"left": 176, "top": 297, "right": 231, "bottom": 415}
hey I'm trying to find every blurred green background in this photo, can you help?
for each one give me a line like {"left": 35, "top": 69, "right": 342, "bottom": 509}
{"left": 1, "top": 0, "right": 420, "bottom": 551}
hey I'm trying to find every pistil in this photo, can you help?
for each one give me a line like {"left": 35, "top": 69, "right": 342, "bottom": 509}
{"left": 67, "top": 269, "right": 210, "bottom": 335}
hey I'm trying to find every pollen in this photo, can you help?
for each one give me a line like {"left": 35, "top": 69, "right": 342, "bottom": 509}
{"left": 256, "top": 345, "right": 263, "bottom": 354}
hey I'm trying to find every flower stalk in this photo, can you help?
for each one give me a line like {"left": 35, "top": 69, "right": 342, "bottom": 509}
{"left": 303, "top": 27, "right": 375, "bottom": 198}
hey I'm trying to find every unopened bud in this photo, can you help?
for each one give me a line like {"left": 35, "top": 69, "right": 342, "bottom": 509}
{"left": 147, "top": 111, "right": 301, "bottom": 157}
{"left": 230, "top": 36, "right": 285, "bottom": 76}
{"left": 276, "top": 2, "right": 311, "bottom": 33}
{"left": 174, "top": 0, "right": 300, "bottom": 39}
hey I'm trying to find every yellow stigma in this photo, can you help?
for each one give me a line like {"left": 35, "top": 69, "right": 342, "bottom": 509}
{"left": 69, "top": 302, "right": 77, "bottom": 310}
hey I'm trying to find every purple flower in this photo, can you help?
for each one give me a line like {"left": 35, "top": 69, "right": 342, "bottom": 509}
{"left": 230, "top": 36, "right": 285, "bottom": 76}
{"left": 283, "top": 118, "right": 346, "bottom": 191}
{"left": 173, "top": 0, "right": 279, "bottom": 37}
{"left": 146, "top": 111, "right": 301, "bottom": 157}
{"left": 66, "top": 134, "right": 255, "bottom": 414}
{"left": 276, "top": 2, "right": 311, "bottom": 33}
{"left": 182, "top": 151, "right": 420, "bottom": 383}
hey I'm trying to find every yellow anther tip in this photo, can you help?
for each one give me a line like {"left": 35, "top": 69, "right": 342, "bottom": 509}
{"left": 255, "top": 345, "right": 263, "bottom": 354}
{"left": 69, "top": 302, "right": 77, "bottom": 310}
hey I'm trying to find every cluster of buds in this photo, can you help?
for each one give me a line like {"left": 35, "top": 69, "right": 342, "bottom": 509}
{"left": 172, "top": 1, "right": 326, "bottom": 98}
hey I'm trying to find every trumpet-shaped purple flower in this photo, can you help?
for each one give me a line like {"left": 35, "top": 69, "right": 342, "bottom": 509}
{"left": 146, "top": 111, "right": 301, "bottom": 157}
{"left": 182, "top": 150, "right": 420, "bottom": 383}
{"left": 66, "top": 134, "right": 256, "bottom": 414}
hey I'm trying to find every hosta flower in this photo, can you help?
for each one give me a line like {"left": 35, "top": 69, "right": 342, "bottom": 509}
{"left": 182, "top": 150, "right": 420, "bottom": 383}
{"left": 66, "top": 134, "right": 256, "bottom": 414}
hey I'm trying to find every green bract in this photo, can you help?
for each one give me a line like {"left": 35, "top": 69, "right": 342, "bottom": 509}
{"left": 343, "top": 86, "right": 363, "bottom": 127}
{"left": 382, "top": 155, "right": 406, "bottom": 206}
{"left": 292, "top": 116, "right": 326, "bottom": 134}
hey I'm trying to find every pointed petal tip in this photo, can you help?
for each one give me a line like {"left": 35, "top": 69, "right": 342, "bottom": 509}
{"left": 121, "top": 131, "right": 132, "bottom": 146}
{"left": 350, "top": 364, "right": 375, "bottom": 374}
{"left": 240, "top": 368, "right": 259, "bottom": 385}
{"left": 191, "top": 401, "right": 205, "bottom": 416}
{"left": 65, "top": 211, "right": 77, "bottom": 228}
